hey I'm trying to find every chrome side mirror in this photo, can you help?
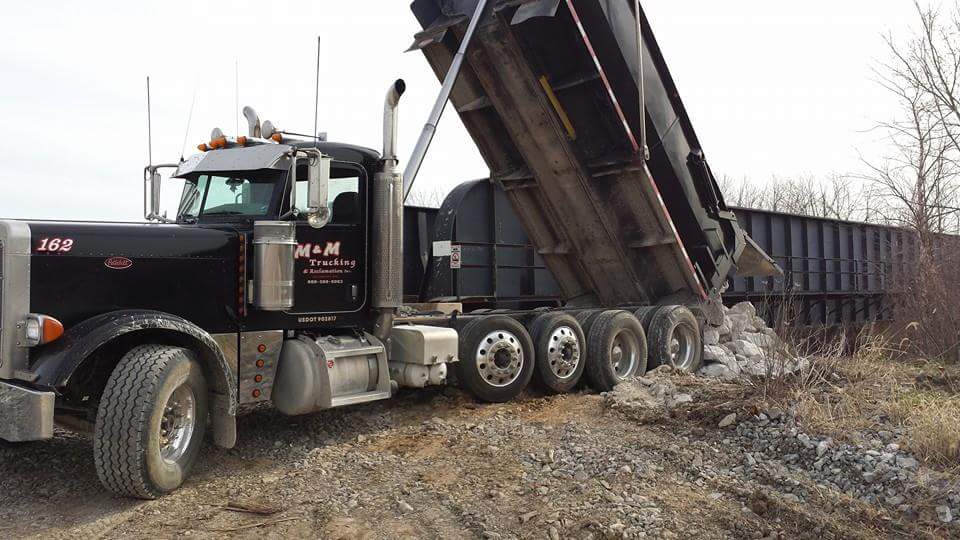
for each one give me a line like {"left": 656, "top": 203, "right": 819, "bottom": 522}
{"left": 306, "top": 154, "right": 332, "bottom": 229}
{"left": 143, "top": 164, "right": 177, "bottom": 223}
{"left": 287, "top": 150, "right": 330, "bottom": 227}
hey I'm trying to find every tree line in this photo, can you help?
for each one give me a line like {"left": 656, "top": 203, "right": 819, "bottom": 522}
{"left": 723, "top": 1, "right": 960, "bottom": 240}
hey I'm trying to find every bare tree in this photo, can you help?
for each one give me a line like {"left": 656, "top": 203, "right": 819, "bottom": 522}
{"left": 405, "top": 185, "right": 449, "bottom": 208}
{"left": 720, "top": 173, "right": 867, "bottom": 221}
{"left": 858, "top": 78, "right": 959, "bottom": 241}
{"left": 861, "top": 2, "right": 960, "bottom": 361}
{"left": 719, "top": 175, "right": 767, "bottom": 209}
{"left": 866, "top": 1, "right": 960, "bottom": 240}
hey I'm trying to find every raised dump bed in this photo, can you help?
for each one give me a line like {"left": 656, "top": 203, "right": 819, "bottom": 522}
{"left": 410, "top": 0, "right": 775, "bottom": 308}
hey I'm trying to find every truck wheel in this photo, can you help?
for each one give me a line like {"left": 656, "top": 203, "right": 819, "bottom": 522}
{"left": 94, "top": 345, "right": 208, "bottom": 499}
{"left": 574, "top": 310, "right": 604, "bottom": 337}
{"left": 529, "top": 313, "right": 586, "bottom": 393}
{"left": 634, "top": 306, "right": 664, "bottom": 333}
{"left": 457, "top": 315, "right": 535, "bottom": 403}
{"left": 647, "top": 306, "right": 703, "bottom": 372}
{"left": 584, "top": 311, "right": 648, "bottom": 391}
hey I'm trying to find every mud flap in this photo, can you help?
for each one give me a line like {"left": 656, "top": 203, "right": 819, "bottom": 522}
{"left": 210, "top": 394, "right": 237, "bottom": 449}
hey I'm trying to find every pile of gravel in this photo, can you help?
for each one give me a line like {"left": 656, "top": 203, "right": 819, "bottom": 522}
{"left": 604, "top": 374, "right": 959, "bottom": 527}
{"left": 728, "top": 407, "right": 960, "bottom": 524}
{"left": 698, "top": 302, "right": 807, "bottom": 380}
{"left": 603, "top": 367, "right": 693, "bottom": 412}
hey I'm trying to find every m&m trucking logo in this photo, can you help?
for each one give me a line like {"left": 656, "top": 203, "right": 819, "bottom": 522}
{"left": 295, "top": 241, "right": 357, "bottom": 286}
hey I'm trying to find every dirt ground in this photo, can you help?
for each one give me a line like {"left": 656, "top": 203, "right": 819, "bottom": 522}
{"left": 2, "top": 364, "right": 956, "bottom": 540}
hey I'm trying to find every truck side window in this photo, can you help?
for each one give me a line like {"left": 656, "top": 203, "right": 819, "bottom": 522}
{"left": 295, "top": 176, "right": 360, "bottom": 225}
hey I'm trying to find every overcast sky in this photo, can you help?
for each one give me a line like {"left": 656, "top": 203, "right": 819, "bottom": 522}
{"left": 0, "top": 0, "right": 919, "bottom": 221}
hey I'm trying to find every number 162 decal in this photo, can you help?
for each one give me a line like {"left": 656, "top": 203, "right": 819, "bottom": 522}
{"left": 36, "top": 238, "right": 75, "bottom": 252}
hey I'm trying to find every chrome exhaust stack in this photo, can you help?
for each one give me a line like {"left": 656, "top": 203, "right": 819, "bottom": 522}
{"left": 242, "top": 106, "right": 262, "bottom": 138}
{"left": 372, "top": 80, "right": 406, "bottom": 341}
{"left": 383, "top": 80, "right": 407, "bottom": 169}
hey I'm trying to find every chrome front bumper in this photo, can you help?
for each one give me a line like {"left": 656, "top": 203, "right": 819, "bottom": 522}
{"left": 0, "top": 380, "right": 54, "bottom": 441}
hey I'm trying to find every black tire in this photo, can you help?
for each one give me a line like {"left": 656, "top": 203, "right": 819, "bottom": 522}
{"left": 634, "top": 306, "right": 664, "bottom": 333}
{"left": 574, "top": 310, "right": 604, "bottom": 338}
{"left": 584, "top": 311, "right": 648, "bottom": 391}
{"left": 94, "top": 345, "right": 209, "bottom": 499}
{"left": 647, "top": 305, "right": 703, "bottom": 372}
{"left": 528, "top": 313, "right": 586, "bottom": 393}
{"left": 456, "top": 315, "right": 535, "bottom": 403}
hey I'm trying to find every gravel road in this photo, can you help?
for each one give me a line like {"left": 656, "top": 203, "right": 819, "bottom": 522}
{"left": 0, "top": 372, "right": 950, "bottom": 539}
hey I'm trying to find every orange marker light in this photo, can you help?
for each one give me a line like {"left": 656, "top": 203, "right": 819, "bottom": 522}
{"left": 23, "top": 314, "right": 64, "bottom": 347}
{"left": 257, "top": 344, "right": 267, "bottom": 353}
{"left": 209, "top": 137, "right": 227, "bottom": 150}
{"left": 197, "top": 143, "right": 209, "bottom": 152}
{"left": 236, "top": 136, "right": 248, "bottom": 146}
{"left": 270, "top": 133, "right": 283, "bottom": 143}
{"left": 42, "top": 317, "right": 64, "bottom": 344}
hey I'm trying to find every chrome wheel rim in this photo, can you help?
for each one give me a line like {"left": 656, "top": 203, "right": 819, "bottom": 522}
{"left": 476, "top": 330, "right": 524, "bottom": 387}
{"left": 159, "top": 383, "right": 196, "bottom": 465}
{"left": 669, "top": 324, "right": 697, "bottom": 371}
{"left": 610, "top": 329, "right": 639, "bottom": 379}
{"left": 547, "top": 326, "right": 581, "bottom": 380}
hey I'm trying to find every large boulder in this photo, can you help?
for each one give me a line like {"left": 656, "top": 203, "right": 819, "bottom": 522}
{"left": 742, "top": 332, "right": 776, "bottom": 351}
{"left": 728, "top": 339, "right": 764, "bottom": 359}
{"left": 717, "top": 319, "right": 733, "bottom": 337}
{"left": 729, "top": 301, "right": 757, "bottom": 318}
{"left": 703, "top": 345, "right": 741, "bottom": 374}
{"left": 726, "top": 313, "right": 756, "bottom": 339}
{"left": 703, "top": 328, "right": 721, "bottom": 346}
{"left": 699, "top": 363, "right": 739, "bottom": 380}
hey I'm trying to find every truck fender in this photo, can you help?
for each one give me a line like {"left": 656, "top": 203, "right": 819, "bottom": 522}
{"left": 30, "top": 310, "right": 238, "bottom": 448}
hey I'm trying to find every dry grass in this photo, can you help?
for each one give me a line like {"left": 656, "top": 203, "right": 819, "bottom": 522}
{"left": 749, "top": 324, "right": 960, "bottom": 469}
{"left": 889, "top": 390, "right": 960, "bottom": 466}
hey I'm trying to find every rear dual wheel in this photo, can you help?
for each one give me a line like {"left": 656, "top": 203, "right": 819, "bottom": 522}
{"left": 645, "top": 305, "right": 703, "bottom": 372}
{"left": 456, "top": 316, "right": 536, "bottom": 403}
{"left": 456, "top": 307, "right": 689, "bottom": 401}
{"left": 458, "top": 313, "right": 591, "bottom": 401}
{"left": 583, "top": 310, "right": 648, "bottom": 391}
{"left": 529, "top": 313, "right": 586, "bottom": 394}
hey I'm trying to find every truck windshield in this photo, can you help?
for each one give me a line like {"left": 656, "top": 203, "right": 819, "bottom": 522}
{"left": 178, "top": 171, "right": 281, "bottom": 221}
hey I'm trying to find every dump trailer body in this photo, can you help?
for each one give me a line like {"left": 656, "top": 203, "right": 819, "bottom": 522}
{"left": 401, "top": 185, "right": 912, "bottom": 327}
{"left": 410, "top": 0, "right": 764, "bottom": 307}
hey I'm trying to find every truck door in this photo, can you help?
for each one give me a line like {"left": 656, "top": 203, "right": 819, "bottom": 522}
{"left": 290, "top": 163, "right": 367, "bottom": 315}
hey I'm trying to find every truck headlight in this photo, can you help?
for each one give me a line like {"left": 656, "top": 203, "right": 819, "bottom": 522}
{"left": 21, "top": 315, "right": 64, "bottom": 347}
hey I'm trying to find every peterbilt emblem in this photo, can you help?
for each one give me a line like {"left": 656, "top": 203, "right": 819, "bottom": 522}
{"left": 104, "top": 257, "right": 133, "bottom": 270}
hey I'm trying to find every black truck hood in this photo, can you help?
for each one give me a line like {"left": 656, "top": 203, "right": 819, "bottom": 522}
{"left": 25, "top": 221, "right": 237, "bottom": 259}
{"left": 25, "top": 221, "right": 242, "bottom": 333}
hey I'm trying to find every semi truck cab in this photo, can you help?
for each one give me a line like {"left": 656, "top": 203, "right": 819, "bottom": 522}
{"left": 0, "top": 81, "right": 469, "bottom": 498}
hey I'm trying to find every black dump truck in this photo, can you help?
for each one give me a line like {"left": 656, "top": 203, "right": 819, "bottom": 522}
{"left": 0, "top": 0, "right": 775, "bottom": 498}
